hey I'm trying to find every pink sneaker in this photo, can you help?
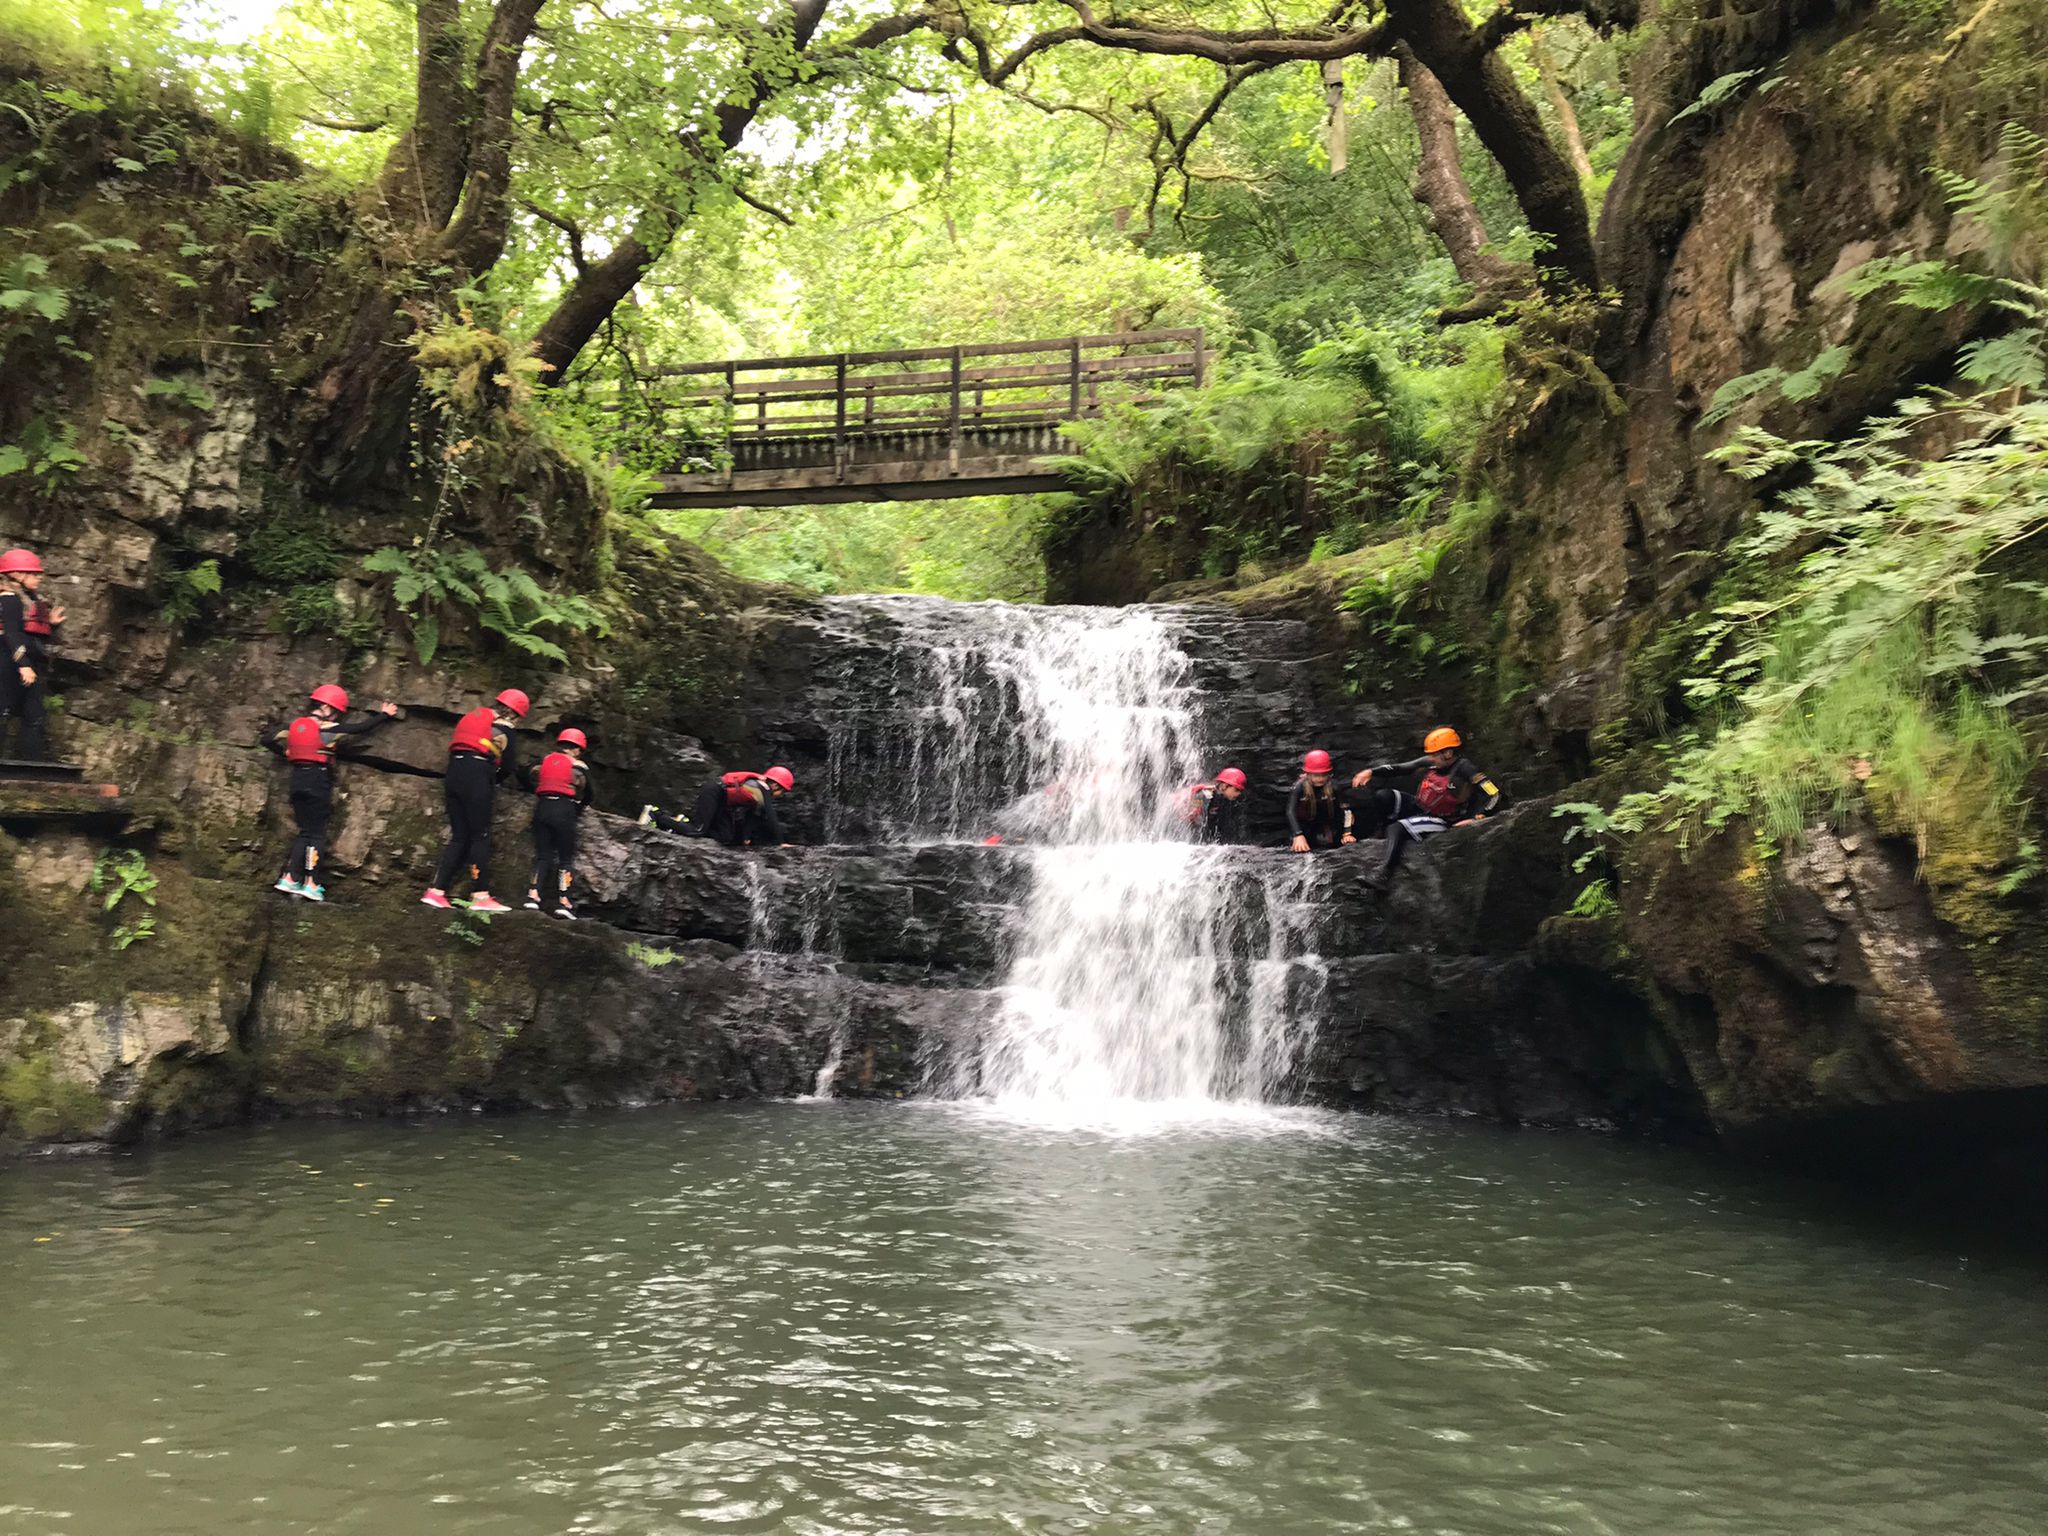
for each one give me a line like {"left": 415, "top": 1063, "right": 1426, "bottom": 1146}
{"left": 467, "top": 894, "right": 512, "bottom": 914}
{"left": 420, "top": 889, "right": 453, "bottom": 910}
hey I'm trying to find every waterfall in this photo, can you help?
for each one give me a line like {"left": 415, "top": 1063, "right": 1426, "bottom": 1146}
{"left": 820, "top": 596, "right": 1327, "bottom": 1110}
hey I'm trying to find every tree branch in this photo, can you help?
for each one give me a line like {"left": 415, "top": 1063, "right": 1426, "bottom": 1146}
{"left": 522, "top": 200, "right": 589, "bottom": 275}
{"left": 733, "top": 183, "right": 798, "bottom": 226}
{"left": 442, "top": 0, "right": 550, "bottom": 273}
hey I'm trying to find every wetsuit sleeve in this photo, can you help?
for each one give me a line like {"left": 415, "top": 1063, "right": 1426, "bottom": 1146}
{"left": 1284, "top": 779, "right": 1307, "bottom": 837}
{"left": 1371, "top": 755, "right": 1436, "bottom": 780}
{"left": 1456, "top": 760, "right": 1504, "bottom": 817}
{"left": 264, "top": 719, "right": 291, "bottom": 757}
{"left": 575, "top": 765, "right": 593, "bottom": 811}
{"left": 493, "top": 730, "right": 518, "bottom": 783}
{"left": 1, "top": 592, "right": 26, "bottom": 667}
{"left": 757, "top": 794, "right": 786, "bottom": 845}
{"left": 323, "top": 713, "right": 391, "bottom": 754}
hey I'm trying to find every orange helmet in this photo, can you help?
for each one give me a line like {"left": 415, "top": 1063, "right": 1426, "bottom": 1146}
{"left": 1424, "top": 727, "right": 1462, "bottom": 753}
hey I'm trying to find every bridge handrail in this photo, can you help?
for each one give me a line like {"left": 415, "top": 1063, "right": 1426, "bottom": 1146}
{"left": 650, "top": 328, "right": 1205, "bottom": 379}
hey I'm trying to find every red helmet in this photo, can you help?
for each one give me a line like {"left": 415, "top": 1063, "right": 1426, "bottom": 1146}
{"left": 495, "top": 688, "right": 530, "bottom": 718}
{"left": 557, "top": 727, "right": 587, "bottom": 750}
{"left": 1216, "top": 767, "right": 1248, "bottom": 790}
{"left": 764, "top": 766, "right": 795, "bottom": 792}
{"left": 309, "top": 684, "right": 350, "bottom": 712}
{"left": 0, "top": 548, "right": 43, "bottom": 575}
{"left": 1303, "top": 749, "right": 1333, "bottom": 774}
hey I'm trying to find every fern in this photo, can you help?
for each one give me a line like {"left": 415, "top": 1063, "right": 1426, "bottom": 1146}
{"left": 364, "top": 544, "right": 608, "bottom": 666}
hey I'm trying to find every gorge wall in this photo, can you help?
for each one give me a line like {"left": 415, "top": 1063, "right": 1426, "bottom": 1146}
{"left": 3, "top": 3, "right": 2045, "bottom": 1173}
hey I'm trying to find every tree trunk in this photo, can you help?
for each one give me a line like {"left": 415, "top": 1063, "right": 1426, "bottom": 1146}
{"left": 373, "top": 0, "right": 472, "bottom": 236}
{"left": 1386, "top": 0, "right": 1601, "bottom": 292}
{"left": 1531, "top": 27, "right": 1596, "bottom": 185}
{"left": 1397, "top": 45, "right": 1521, "bottom": 295}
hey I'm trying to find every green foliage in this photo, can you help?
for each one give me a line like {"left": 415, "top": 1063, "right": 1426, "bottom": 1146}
{"left": 1668, "top": 68, "right": 1782, "bottom": 128}
{"left": 89, "top": 847, "right": 158, "bottom": 950}
{"left": 1340, "top": 532, "right": 1467, "bottom": 681}
{"left": 1568, "top": 145, "right": 2048, "bottom": 926}
{"left": 363, "top": 543, "right": 609, "bottom": 666}
{"left": 0, "top": 416, "right": 84, "bottom": 487}
{"left": 159, "top": 557, "right": 222, "bottom": 627}
{"left": 1567, "top": 879, "right": 1621, "bottom": 920}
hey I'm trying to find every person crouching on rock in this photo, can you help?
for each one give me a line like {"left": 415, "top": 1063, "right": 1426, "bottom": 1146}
{"left": 422, "top": 687, "right": 529, "bottom": 913}
{"left": 266, "top": 684, "right": 399, "bottom": 902}
{"left": 524, "top": 727, "right": 591, "bottom": 920}
{"left": 1347, "top": 726, "right": 1504, "bottom": 892}
{"left": 0, "top": 547, "right": 63, "bottom": 761}
{"left": 1177, "top": 767, "right": 1250, "bottom": 845}
{"left": 640, "top": 766, "right": 796, "bottom": 848}
{"left": 1287, "top": 750, "right": 1346, "bottom": 852}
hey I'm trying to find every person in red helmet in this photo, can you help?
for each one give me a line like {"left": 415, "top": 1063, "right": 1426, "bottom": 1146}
{"left": 1176, "top": 766, "right": 1250, "bottom": 845}
{"left": 639, "top": 765, "right": 795, "bottom": 848}
{"left": 523, "top": 727, "right": 592, "bottom": 920}
{"left": 1287, "top": 749, "right": 1345, "bottom": 852}
{"left": 265, "top": 684, "right": 400, "bottom": 902}
{"left": 422, "top": 687, "right": 529, "bottom": 912}
{"left": 1345, "top": 726, "right": 1504, "bottom": 891}
{"left": 0, "top": 548, "right": 62, "bottom": 760}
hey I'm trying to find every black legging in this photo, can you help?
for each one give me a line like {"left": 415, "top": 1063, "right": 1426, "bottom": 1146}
{"left": 286, "top": 766, "right": 333, "bottom": 884}
{"left": 433, "top": 754, "right": 498, "bottom": 893}
{"left": 0, "top": 664, "right": 47, "bottom": 759}
{"left": 531, "top": 797, "right": 579, "bottom": 912}
{"left": 1346, "top": 785, "right": 1409, "bottom": 842}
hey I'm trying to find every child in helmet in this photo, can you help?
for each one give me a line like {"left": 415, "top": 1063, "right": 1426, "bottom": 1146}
{"left": 0, "top": 547, "right": 63, "bottom": 760}
{"left": 524, "top": 727, "right": 592, "bottom": 919}
{"left": 265, "top": 685, "right": 400, "bottom": 902}
{"left": 422, "top": 688, "right": 529, "bottom": 913}
{"left": 1177, "top": 766, "right": 1250, "bottom": 845}
{"left": 1287, "top": 750, "right": 1344, "bottom": 852}
{"left": 638, "top": 766, "right": 796, "bottom": 848}
{"left": 1346, "top": 726, "right": 1504, "bottom": 890}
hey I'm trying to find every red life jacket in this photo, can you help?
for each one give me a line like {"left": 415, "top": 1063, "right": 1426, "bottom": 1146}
{"left": 1415, "top": 769, "right": 1462, "bottom": 820}
{"left": 721, "top": 770, "right": 764, "bottom": 808}
{"left": 535, "top": 751, "right": 579, "bottom": 798}
{"left": 1177, "top": 783, "right": 1213, "bottom": 825}
{"left": 285, "top": 715, "right": 330, "bottom": 765}
{"left": 450, "top": 706, "right": 500, "bottom": 757}
{"left": 23, "top": 600, "right": 52, "bottom": 636}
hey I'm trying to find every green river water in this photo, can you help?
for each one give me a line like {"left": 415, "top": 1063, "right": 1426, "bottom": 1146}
{"left": 2, "top": 1102, "right": 2044, "bottom": 1535}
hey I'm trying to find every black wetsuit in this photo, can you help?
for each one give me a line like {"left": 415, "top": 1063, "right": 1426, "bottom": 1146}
{"left": 685, "top": 776, "right": 786, "bottom": 847}
{"left": 266, "top": 710, "right": 394, "bottom": 885}
{"left": 1285, "top": 775, "right": 1345, "bottom": 849}
{"left": 432, "top": 717, "right": 517, "bottom": 894}
{"left": 1356, "top": 755, "right": 1504, "bottom": 887}
{"left": 525, "top": 754, "right": 592, "bottom": 914}
{"left": 0, "top": 587, "right": 56, "bottom": 760}
{"left": 1192, "top": 786, "right": 1248, "bottom": 845}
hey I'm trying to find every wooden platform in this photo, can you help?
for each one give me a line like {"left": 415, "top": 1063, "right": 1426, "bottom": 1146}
{"left": 639, "top": 330, "right": 1205, "bottom": 509}
{"left": 0, "top": 761, "right": 126, "bottom": 825}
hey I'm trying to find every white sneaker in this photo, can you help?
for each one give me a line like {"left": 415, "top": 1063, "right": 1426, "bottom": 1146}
{"left": 637, "top": 804, "right": 656, "bottom": 827}
{"left": 551, "top": 906, "right": 577, "bottom": 921}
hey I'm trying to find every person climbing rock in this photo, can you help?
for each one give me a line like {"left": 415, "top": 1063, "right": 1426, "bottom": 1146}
{"left": 422, "top": 688, "right": 529, "bottom": 912}
{"left": 1287, "top": 750, "right": 1345, "bottom": 852}
{"left": 1177, "top": 767, "right": 1250, "bottom": 845}
{"left": 265, "top": 685, "right": 399, "bottom": 902}
{"left": 640, "top": 766, "right": 795, "bottom": 848}
{"left": 1346, "top": 727, "right": 1504, "bottom": 891}
{"left": 0, "top": 548, "right": 62, "bottom": 761}
{"left": 524, "top": 727, "right": 592, "bottom": 920}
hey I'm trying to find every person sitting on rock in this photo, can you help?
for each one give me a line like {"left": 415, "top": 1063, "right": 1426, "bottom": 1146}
{"left": 1176, "top": 767, "right": 1249, "bottom": 845}
{"left": 422, "top": 687, "right": 529, "bottom": 913}
{"left": 265, "top": 684, "right": 400, "bottom": 903}
{"left": 0, "top": 547, "right": 63, "bottom": 762}
{"left": 1287, "top": 750, "right": 1345, "bottom": 852}
{"left": 1346, "top": 726, "right": 1503, "bottom": 892}
{"left": 638, "top": 766, "right": 795, "bottom": 848}
{"left": 524, "top": 727, "right": 592, "bottom": 920}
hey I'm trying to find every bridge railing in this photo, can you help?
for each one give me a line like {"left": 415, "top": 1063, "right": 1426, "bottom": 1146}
{"left": 651, "top": 329, "right": 1205, "bottom": 467}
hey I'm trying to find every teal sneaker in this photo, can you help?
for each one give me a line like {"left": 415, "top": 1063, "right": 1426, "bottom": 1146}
{"left": 273, "top": 876, "right": 304, "bottom": 897}
{"left": 297, "top": 883, "right": 327, "bottom": 903}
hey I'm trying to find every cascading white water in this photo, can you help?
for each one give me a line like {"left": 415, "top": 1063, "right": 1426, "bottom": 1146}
{"left": 821, "top": 596, "right": 1327, "bottom": 1110}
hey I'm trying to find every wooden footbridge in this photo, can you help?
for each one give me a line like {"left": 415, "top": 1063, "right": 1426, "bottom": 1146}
{"left": 645, "top": 329, "right": 1206, "bottom": 509}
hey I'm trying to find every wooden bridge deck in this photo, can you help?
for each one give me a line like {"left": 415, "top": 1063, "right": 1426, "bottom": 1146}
{"left": 643, "top": 330, "right": 1205, "bottom": 508}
